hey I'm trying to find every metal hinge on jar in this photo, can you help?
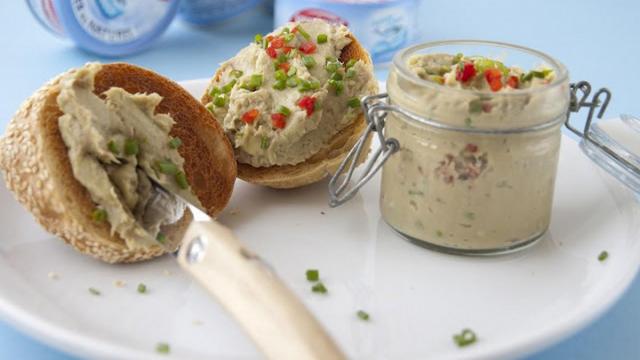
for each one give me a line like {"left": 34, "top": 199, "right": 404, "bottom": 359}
{"left": 330, "top": 82, "right": 638, "bottom": 206}
{"left": 566, "top": 81, "right": 640, "bottom": 193}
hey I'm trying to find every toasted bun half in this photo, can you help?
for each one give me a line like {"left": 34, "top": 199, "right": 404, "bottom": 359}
{"left": 203, "top": 34, "right": 374, "bottom": 189}
{"left": 0, "top": 63, "right": 236, "bottom": 263}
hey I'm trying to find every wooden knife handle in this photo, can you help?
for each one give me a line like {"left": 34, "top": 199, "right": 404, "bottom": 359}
{"left": 177, "top": 220, "right": 345, "bottom": 360}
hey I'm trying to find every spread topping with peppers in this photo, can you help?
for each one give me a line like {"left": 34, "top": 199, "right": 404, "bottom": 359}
{"left": 206, "top": 19, "right": 378, "bottom": 167}
{"left": 409, "top": 53, "right": 555, "bottom": 92}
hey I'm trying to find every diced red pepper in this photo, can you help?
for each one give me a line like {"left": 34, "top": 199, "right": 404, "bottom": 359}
{"left": 271, "top": 113, "right": 287, "bottom": 129}
{"left": 299, "top": 42, "right": 317, "bottom": 54}
{"left": 282, "top": 46, "right": 293, "bottom": 54}
{"left": 265, "top": 35, "right": 274, "bottom": 42}
{"left": 484, "top": 69, "right": 503, "bottom": 92}
{"left": 291, "top": 26, "right": 298, "bottom": 33}
{"left": 506, "top": 75, "right": 519, "bottom": 89}
{"left": 456, "top": 62, "right": 476, "bottom": 83}
{"left": 266, "top": 46, "right": 277, "bottom": 58}
{"left": 242, "top": 109, "right": 260, "bottom": 124}
{"left": 297, "top": 96, "right": 316, "bottom": 116}
{"left": 465, "top": 143, "right": 478, "bottom": 153}
{"left": 278, "top": 62, "right": 290, "bottom": 72}
{"left": 270, "top": 36, "right": 284, "bottom": 49}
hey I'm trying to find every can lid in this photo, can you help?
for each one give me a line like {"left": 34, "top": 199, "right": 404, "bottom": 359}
{"left": 54, "top": 0, "right": 180, "bottom": 57}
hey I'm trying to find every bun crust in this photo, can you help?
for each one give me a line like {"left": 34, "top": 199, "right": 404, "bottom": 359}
{"left": 0, "top": 63, "right": 236, "bottom": 263}
{"left": 203, "top": 34, "right": 374, "bottom": 189}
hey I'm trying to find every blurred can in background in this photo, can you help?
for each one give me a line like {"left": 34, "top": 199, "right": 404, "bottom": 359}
{"left": 178, "top": 0, "right": 264, "bottom": 25}
{"left": 274, "top": 0, "right": 419, "bottom": 64}
{"left": 26, "top": 0, "right": 179, "bottom": 57}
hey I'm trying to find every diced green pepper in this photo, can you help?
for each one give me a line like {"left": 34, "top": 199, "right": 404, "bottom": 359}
{"left": 317, "top": 34, "right": 328, "bottom": 44}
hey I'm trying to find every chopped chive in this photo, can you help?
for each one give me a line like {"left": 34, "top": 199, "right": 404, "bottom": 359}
{"left": 302, "top": 55, "right": 316, "bottom": 68}
{"left": 221, "top": 79, "right": 237, "bottom": 93}
{"left": 137, "top": 283, "right": 147, "bottom": 294}
{"left": 175, "top": 171, "right": 188, "bottom": 190}
{"left": 346, "top": 68, "right": 357, "bottom": 79}
{"left": 330, "top": 72, "right": 343, "bottom": 81}
{"left": 260, "top": 136, "right": 270, "bottom": 150}
{"left": 208, "top": 86, "right": 220, "bottom": 98}
{"left": 156, "top": 232, "right": 166, "bottom": 243}
{"left": 317, "top": 33, "right": 328, "bottom": 44}
{"left": 274, "top": 69, "right": 287, "bottom": 82}
{"left": 453, "top": 329, "right": 477, "bottom": 347}
{"left": 347, "top": 97, "right": 360, "bottom": 108}
{"left": 408, "top": 190, "right": 424, "bottom": 196}
{"left": 230, "top": 69, "right": 243, "bottom": 78}
{"left": 311, "top": 282, "right": 327, "bottom": 294}
{"left": 299, "top": 79, "right": 320, "bottom": 92}
{"left": 156, "top": 160, "right": 178, "bottom": 175}
{"left": 254, "top": 33, "right": 263, "bottom": 44}
{"left": 464, "top": 117, "right": 473, "bottom": 127}
{"left": 272, "top": 79, "right": 286, "bottom": 90}
{"left": 296, "top": 25, "right": 311, "bottom": 40}
{"left": 107, "top": 140, "right": 119, "bottom": 154}
{"left": 306, "top": 269, "right": 319, "bottom": 282}
{"left": 346, "top": 59, "right": 357, "bottom": 68}
{"left": 598, "top": 251, "right": 609, "bottom": 262}
{"left": 124, "top": 138, "right": 139, "bottom": 156}
{"left": 328, "top": 79, "right": 344, "bottom": 95}
{"left": 436, "top": 230, "right": 444, "bottom": 237}
{"left": 213, "top": 94, "right": 226, "bottom": 107}
{"left": 356, "top": 310, "right": 370, "bottom": 321}
{"left": 325, "top": 60, "right": 340, "bottom": 73}
{"left": 468, "top": 99, "right": 483, "bottom": 114}
{"left": 283, "top": 32, "right": 295, "bottom": 42}
{"left": 241, "top": 74, "right": 263, "bottom": 91}
{"left": 168, "top": 137, "right": 182, "bottom": 149}
{"left": 88, "top": 287, "right": 101, "bottom": 296}
{"left": 277, "top": 105, "right": 291, "bottom": 116}
{"left": 287, "top": 77, "right": 298, "bottom": 88}
{"left": 313, "top": 100, "right": 321, "bottom": 111}
{"left": 464, "top": 212, "right": 476, "bottom": 220}
{"left": 156, "top": 342, "right": 170, "bottom": 354}
{"left": 91, "top": 208, "right": 108, "bottom": 223}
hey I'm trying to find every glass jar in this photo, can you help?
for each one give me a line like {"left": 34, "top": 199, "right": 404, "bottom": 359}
{"left": 330, "top": 40, "right": 570, "bottom": 255}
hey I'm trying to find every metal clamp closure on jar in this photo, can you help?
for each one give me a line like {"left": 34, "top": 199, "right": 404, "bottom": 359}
{"left": 329, "top": 81, "right": 616, "bottom": 207}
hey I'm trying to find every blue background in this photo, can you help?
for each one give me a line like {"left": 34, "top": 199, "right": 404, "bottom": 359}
{"left": 0, "top": 0, "right": 639, "bottom": 359}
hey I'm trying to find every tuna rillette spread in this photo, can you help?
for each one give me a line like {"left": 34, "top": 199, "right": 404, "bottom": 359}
{"left": 205, "top": 19, "right": 378, "bottom": 168}
{"left": 381, "top": 52, "right": 567, "bottom": 252}
{"left": 57, "top": 63, "right": 200, "bottom": 249}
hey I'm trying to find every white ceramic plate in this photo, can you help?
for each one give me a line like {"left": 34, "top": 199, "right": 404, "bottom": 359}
{"left": 0, "top": 79, "right": 638, "bottom": 360}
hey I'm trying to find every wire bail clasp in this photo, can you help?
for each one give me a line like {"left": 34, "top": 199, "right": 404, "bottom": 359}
{"left": 328, "top": 93, "right": 400, "bottom": 207}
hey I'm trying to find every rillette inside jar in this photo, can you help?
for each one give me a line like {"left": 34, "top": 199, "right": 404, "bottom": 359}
{"left": 381, "top": 41, "right": 570, "bottom": 255}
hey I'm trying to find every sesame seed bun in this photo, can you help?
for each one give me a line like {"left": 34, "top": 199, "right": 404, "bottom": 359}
{"left": 0, "top": 63, "right": 236, "bottom": 263}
